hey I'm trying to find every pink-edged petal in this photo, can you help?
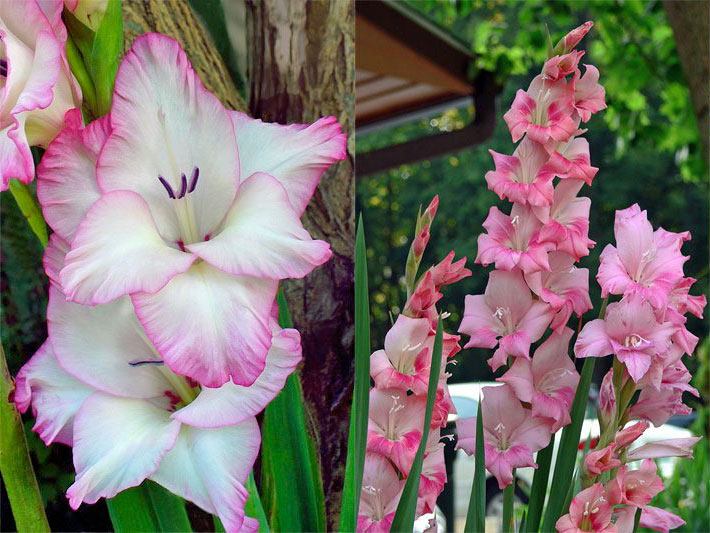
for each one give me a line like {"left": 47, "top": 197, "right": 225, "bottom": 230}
{"left": 14, "top": 340, "right": 93, "bottom": 446}
{"left": 60, "top": 190, "right": 196, "bottom": 305}
{"left": 497, "top": 358, "right": 534, "bottom": 403}
{"left": 459, "top": 294, "right": 500, "bottom": 349}
{"left": 37, "top": 109, "right": 108, "bottom": 242}
{"left": 47, "top": 285, "right": 170, "bottom": 399}
{"left": 518, "top": 301, "right": 554, "bottom": 342}
{"left": 43, "top": 232, "right": 69, "bottom": 287}
{"left": 574, "top": 319, "right": 613, "bottom": 358}
{"left": 639, "top": 506, "right": 685, "bottom": 533}
{"left": 150, "top": 418, "right": 261, "bottom": 533}
{"left": 66, "top": 393, "right": 181, "bottom": 508}
{"left": 132, "top": 262, "right": 278, "bottom": 388}
{"left": 98, "top": 34, "right": 239, "bottom": 242}
{"left": 0, "top": 116, "right": 34, "bottom": 187}
{"left": 188, "top": 172, "right": 331, "bottom": 280}
{"left": 172, "top": 327, "right": 302, "bottom": 427}
{"left": 230, "top": 112, "right": 347, "bottom": 215}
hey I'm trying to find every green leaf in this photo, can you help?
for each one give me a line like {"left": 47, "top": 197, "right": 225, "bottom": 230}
{"left": 8, "top": 180, "right": 47, "bottom": 248}
{"left": 502, "top": 472, "right": 515, "bottom": 533}
{"left": 245, "top": 472, "right": 270, "bottom": 532}
{"left": 540, "top": 357, "right": 596, "bottom": 532}
{"left": 261, "top": 290, "right": 326, "bottom": 532}
{"left": 0, "top": 344, "right": 50, "bottom": 533}
{"left": 107, "top": 481, "right": 192, "bottom": 533}
{"left": 88, "top": 0, "right": 123, "bottom": 116}
{"left": 390, "top": 317, "right": 443, "bottom": 532}
{"left": 66, "top": 36, "right": 97, "bottom": 115}
{"left": 524, "top": 439, "right": 553, "bottom": 532}
{"left": 339, "top": 215, "right": 371, "bottom": 532}
{"left": 464, "top": 395, "right": 486, "bottom": 533}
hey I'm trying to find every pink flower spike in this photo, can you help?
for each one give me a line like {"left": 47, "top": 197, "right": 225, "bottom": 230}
{"left": 555, "top": 482, "right": 616, "bottom": 533}
{"left": 456, "top": 385, "right": 551, "bottom": 489}
{"left": 358, "top": 453, "right": 404, "bottom": 533}
{"left": 542, "top": 51, "right": 585, "bottom": 81}
{"left": 605, "top": 459, "right": 664, "bottom": 508}
{"left": 571, "top": 64, "right": 607, "bottom": 122}
{"left": 626, "top": 436, "right": 701, "bottom": 461}
{"left": 370, "top": 315, "right": 433, "bottom": 395}
{"left": 639, "top": 506, "right": 686, "bottom": 533}
{"left": 504, "top": 75, "right": 577, "bottom": 144}
{"left": 476, "top": 204, "right": 554, "bottom": 274}
{"left": 485, "top": 138, "right": 557, "bottom": 206}
{"left": 429, "top": 251, "right": 471, "bottom": 288}
{"left": 367, "top": 388, "right": 425, "bottom": 475}
{"left": 459, "top": 270, "right": 553, "bottom": 371}
{"left": 583, "top": 444, "right": 621, "bottom": 476}
{"left": 555, "top": 21, "right": 594, "bottom": 54}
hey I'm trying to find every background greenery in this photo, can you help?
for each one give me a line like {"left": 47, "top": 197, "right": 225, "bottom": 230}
{"left": 357, "top": 2, "right": 708, "bottom": 530}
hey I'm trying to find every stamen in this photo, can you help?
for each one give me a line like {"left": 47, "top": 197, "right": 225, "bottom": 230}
{"left": 0, "top": 59, "right": 7, "bottom": 77}
{"left": 158, "top": 176, "right": 176, "bottom": 199}
{"left": 188, "top": 167, "right": 199, "bottom": 192}
{"left": 177, "top": 173, "right": 188, "bottom": 199}
{"left": 441, "top": 311, "right": 451, "bottom": 319}
{"left": 511, "top": 215, "right": 520, "bottom": 225}
{"left": 129, "top": 358, "right": 164, "bottom": 367}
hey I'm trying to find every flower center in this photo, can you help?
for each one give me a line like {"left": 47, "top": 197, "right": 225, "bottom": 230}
{"left": 363, "top": 484, "right": 385, "bottom": 520}
{"left": 635, "top": 246, "right": 657, "bottom": 283}
{"left": 624, "top": 333, "right": 649, "bottom": 349}
{"left": 395, "top": 342, "right": 422, "bottom": 375}
{"left": 386, "top": 394, "right": 404, "bottom": 440}
{"left": 157, "top": 167, "right": 204, "bottom": 246}
{"left": 494, "top": 421, "right": 509, "bottom": 449}
{"left": 493, "top": 306, "right": 515, "bottom": 333}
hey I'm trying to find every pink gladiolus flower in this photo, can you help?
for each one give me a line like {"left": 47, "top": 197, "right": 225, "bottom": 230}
{"left": 554, "top": 21, "right": 594, "bottom": 54}
{"left": 429, "top": 250, "right": 471, "bottom": 288}
{"left": 498, "top": 327, "right": 579, "bottom": 432}
{"left": 534, "top": 179, "right": 595, "bottom": 260}
{"left": 639, "top": 506, "right": 686, "bottom": 533}
{"left": 542, "top": 51, "right": 585, "bottom": 81}
{"left": 419, "top": 441, "right": 447, "bottom": 514}
{"left": 597, "top": 204, "right": 689, "bottom": 310}
{"left": 358, "top": 453, "right": 405, "bottom": 533}
{"left": 413, "top": 224, "right": 430, "bottom": 257}
{"left": 571, "top": 65, "right": 607, "bottom": 122}
{"left": 574, "top": 295, "right": 675, "bottom": 382}
{"left": 666, "top": 277, "right": 707, "bottom": 321}
{"left": 456, "top": 385, "right": 551, "bottom": 489}
{"left": 546, "top": 137, "right": 599, "bottom": 185}
{"left": 503, "top": 74, "right": 577, "bottom": 144}
{"left": 555, "top": 483, "right": 616, "bottom": 533}
{"left": 525, "top": 251, "right": 592, "bottom": 330}
{"left": 367, "top": 388, "right": 425, "bottom": 475}
{"left": 476, "top": 204, "right": 555, "bottom": 274}
{"left": 15, "top": 261, "right": 303, "bottom": 532}
{"left": 614, "top": 420, "right": 650, "bottom": 451}
{"left": 46, "top": 35, "right": 345, "bottom": 387}
{"left": 605, "top": 459, "right": 663, "bottom": 508}
{"left": 629, "top": 386, "right": 691, "bottom": 427}
{"left": 626, "top": 436, "right": 701, "bottom": 461}
{"left": 485, "top": 137, "right": 557, "bottom": 206}
{"left": 583, "top": 444, "right": 621, "bottom": 476}
{"left": 459, "top": 270, "right": 553, "bottom": 371}
{"left": 370, "top": 315, "right": 433, "bottom": 394}
{"left": 404, "top": 271, "right": 443, "bottom": 317}
{"left": 0, "top": 0, "right": 81, "bottom": 189}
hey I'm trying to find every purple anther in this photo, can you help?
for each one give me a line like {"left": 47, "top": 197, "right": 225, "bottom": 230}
{"left": 188, "top": 167, "right": 199, "bottom": 193}
{"left": 129, "top": 358, "right": 165, "bottom": 367}
{"left": 158, "top": 175, "right": 176, "bottom": 198}
{"left": 0, "top": 59, "right": 7, "bottom": 77}
{"left": 178, "top": 173, "right": 188, "bottom": 199}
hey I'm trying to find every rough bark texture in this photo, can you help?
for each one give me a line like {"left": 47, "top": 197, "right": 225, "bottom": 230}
{"left": 247, "top": 0, "right": 355, "bottom": 527}
{"left": 663, "top": 0, "right": 710, "bottom": 165}
{"left": 122, "top": 0, "right": 246, "bottom": 112}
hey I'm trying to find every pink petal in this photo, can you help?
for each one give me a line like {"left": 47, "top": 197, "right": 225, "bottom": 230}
{"left": 150, "top": 418, "right": 261, "bottom": 533}
{"left": 574, "top": 319, "right": 613, "bottom": 358}
{"left": 230, "top": 112, "right": 347, "bottom": 215}
{"left": 132, "top": 262, "right": 278, "bottom": 388}
{"left": 459, "top": 294, "right": 500, "bottom": 349}
{"left": 187, "top": 172, "right": 331, "bottom": 280}
{"left": 60, "top": 191, "right": 196, "bottom": 305}
{"left": 497, "top": 358, "right": 534, "bottom": 403}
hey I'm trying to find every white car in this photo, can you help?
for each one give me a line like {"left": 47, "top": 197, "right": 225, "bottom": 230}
{"left": 445, "top": 382, "right": 693, "bottom": 533}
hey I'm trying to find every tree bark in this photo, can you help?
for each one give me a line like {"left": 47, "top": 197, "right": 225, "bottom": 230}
{"left": 247, "top": 0, "right": 355, "bottom": 527}
{"left": 663, "top": 0, "right": 710, "bottom": 166}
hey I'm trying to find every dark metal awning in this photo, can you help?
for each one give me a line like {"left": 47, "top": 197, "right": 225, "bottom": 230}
{"left": 355, "top": 1, "right": 498, "bottom": 176}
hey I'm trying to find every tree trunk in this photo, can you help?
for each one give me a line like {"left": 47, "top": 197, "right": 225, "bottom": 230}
{"left": 247, "top": 0, "right": 355, "bottom": 527}
{"left": 663, "top": 0, "right": 709, "bottom": 166}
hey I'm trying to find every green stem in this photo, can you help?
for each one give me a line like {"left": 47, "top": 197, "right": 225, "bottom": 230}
{"left": 8, "top": 180, "right": 48, "bottom": 248}
{"left": 0, "top": 343, "right": 50, "bottom": 533}
{"left": 502, "top": 472, "right": 515, "bottom": 533}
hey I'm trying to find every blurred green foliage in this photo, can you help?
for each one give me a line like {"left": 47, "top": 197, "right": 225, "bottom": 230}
{"left": 357, "top": 1, "right": 708, "bottom": 389}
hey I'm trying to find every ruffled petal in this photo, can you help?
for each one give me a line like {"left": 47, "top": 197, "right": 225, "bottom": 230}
{"left": 66, "top": 393, "right": 181, "bottom": 508}
{"left": 150, "top": 418, "right": 261, "bottom": 533}
{"left": 14, "top": 341, "right": 93, "bottom": 446}
{"left": 230, "top": 112, "right": 347, "bottom": 214}
{"left": 172, "top": 326, "right": 302, "bottom": 427}
{"left": 188, "top": 172, "right": 331, "bottom": 280}
{"left": 132, "top": 262, "right": 278, "bottom": 388}
{"left": 60, "top": 190, "right": 196, "bottom": 305}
